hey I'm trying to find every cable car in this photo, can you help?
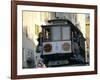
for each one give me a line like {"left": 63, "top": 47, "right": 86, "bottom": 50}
{"left": 40, "top": 19, "right": 86, "bottom": 67}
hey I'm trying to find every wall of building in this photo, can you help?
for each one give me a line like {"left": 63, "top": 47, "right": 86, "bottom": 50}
{"left": 22, "top": 31, "right": 36, "bottom": 68}
{"left": 23, "top": 11, "right": 55, "bottom": 67}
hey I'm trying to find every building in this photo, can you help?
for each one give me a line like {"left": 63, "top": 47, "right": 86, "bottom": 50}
{"left": 22, "top": 11, "right": 53, "bottom": 67}
{"left": 22, "top": 29, "right": 36, "bottom": 68}
{"left": 85, "top": 14, "right": 90, "bottom": 63}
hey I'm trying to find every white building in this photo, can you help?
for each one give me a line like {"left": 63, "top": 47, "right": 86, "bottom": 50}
{"left": 22, "top": 29, "right": 36, "bottom": 68}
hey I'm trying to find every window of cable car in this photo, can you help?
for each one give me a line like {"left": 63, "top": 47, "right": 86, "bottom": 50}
{"left": 43, "top": 26, "right": 70, "bottom": 41}
{"left": 43, "top": 28, "right": 51, "bottom": 41}
{"left": 51, "top": 27, "right": 61, "bottom": 41}
{"left": 62, "top": 26, "right": 70, "bottom": 40}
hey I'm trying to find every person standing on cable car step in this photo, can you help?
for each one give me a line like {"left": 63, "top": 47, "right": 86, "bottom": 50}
{"left": 36, "top": 32, "right": 43, "bottom": 53}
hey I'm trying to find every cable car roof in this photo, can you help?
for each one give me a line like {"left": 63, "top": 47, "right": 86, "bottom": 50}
{"left": 48, "top": 19, "right": 71, "bottom": 23}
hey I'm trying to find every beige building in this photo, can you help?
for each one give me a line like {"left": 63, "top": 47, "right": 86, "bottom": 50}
{"left": 22, "top": 11, "right": 54, "bottom": 67}
{"left": 85, "top": 15, "right": 90, "bottom": 62}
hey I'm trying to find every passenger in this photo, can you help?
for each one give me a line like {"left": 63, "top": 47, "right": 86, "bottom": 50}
{"left": 36, "top": 32, "right": 43, "bottom": 53}
{"left": 37, "top": 32, "right": 43, "bottom": 46}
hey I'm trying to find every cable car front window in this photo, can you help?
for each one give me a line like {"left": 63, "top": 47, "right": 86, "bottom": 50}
{"left": 62, "top": 26, "right": 70, "bottom": 40}
{"left": 51, "top": 27, "right": 61, "bottom": 41}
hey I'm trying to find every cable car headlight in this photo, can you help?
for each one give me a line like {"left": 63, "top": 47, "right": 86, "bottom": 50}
{"left": 62, "top": 43, "right": 70, "bottom": 51}
{"left": 43, "top": 44, "right": 52, "bottom": 52}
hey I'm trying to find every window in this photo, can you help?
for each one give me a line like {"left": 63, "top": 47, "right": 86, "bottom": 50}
{"left": 51, "top": 27, "right": 61, "bottom": 41}
{"left": 62, "top": 27, "right": 70, "bottom": 40}
{"left": 43, "top": 28, "right": 51, "bottom": 41}
{"left": 43, "top": 26, "right": 70, "bottom": 41}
